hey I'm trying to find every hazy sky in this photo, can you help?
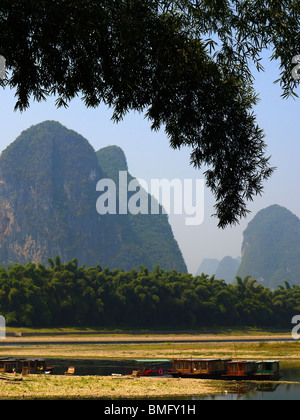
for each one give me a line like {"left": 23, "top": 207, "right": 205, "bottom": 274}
{"left": 0, "top": 50, "right": 299, "bottom": 275}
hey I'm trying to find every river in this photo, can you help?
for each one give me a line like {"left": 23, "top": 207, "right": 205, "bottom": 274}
{"left": 43, "top": 358, "right": 300, "bottom": 400}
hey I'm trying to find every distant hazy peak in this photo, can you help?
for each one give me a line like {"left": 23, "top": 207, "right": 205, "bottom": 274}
{"left": 250, "top": 204, "right": 299, "bottom": 220}
{"left": 238, "top": 204, "right": 300, "bottom": 288}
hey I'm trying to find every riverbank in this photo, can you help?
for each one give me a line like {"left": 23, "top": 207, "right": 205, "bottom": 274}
{"left": 2, "top": 341, "right": 299, "bottom": 360}
{"left": 1, "top": 329, "right": 298, "bottom": 360}
{"left": 4, "top": 326, "right": 292, "bottom": 338}
{"left": 1, "top": 329, "right": 298, "bottom": 400}
{"left": 0, "top": 374, "right": 226, "bottom": 400}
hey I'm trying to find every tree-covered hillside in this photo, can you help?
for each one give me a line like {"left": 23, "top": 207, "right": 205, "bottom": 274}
{"left": 0, "top": 121, "right": 187, "bottom": 272}
{"left": 238, "top": 205, "right": 300, "bottom": 289}
{"left": 96, "top": 145, "right": 187, "bottom": 273}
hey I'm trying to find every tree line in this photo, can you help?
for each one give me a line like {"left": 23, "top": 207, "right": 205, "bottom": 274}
{"left": 0, "top": 257, "right": 299, "bottom": 329}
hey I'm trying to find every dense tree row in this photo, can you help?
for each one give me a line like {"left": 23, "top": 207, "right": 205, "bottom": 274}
{"left": 0, "top": 257, "right": 299, "bottom": 329}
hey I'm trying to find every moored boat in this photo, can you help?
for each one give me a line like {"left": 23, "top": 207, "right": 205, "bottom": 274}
{"left": 169, "top": 358, "right": 231, "bottom": 379}
{"left": 0, "top": 357, "right": 54, "bottom": 375}
{"left": 129, "top": 359, "right": 170, "bottom": 377}
{"left": 222, "top": 360, "right": 257, "bottom": 381}
{"left": 254, "top": 360, "right": 281, "bottom": 381}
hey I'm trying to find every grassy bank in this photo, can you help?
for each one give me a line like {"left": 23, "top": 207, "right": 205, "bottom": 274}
{"left": 1, "top": 331, "right": 298, "bottom": 360}
{"left": 5, "top": 326, "right": 292, "bottom": 336}
{"left": 0, "top": 374, "right": 226, "bottom": 400}
{"left": 1, "top": 341, "right": 300, "bottom": 360}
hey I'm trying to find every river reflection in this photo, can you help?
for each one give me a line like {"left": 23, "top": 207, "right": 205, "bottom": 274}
{"left": 47, "top": 358, "right": 172, "bottom": 377}
{"left": 200, "top": 361, "right": 300, "bottom": 400}
{"left": 203, "top": 383, "right": 300, "bottom": 400}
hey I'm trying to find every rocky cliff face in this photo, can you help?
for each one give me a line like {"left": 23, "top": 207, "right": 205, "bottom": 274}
{"left": 0, "top": 121, "right": 187, "bottom": 272}
{"left": 0, "top": 121, "right": 103, "bottom": 266}
{"left": 237, "top": 204, "right": 300, "bottom": 288}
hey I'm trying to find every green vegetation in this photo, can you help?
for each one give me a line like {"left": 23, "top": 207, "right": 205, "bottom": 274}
{"left": 0, "top": 257, "right": 300, "bottom": 329}
{"left": 0, "top": 121, "right": 186, "bottom": 273}
{"left": 96, "top": 145, "right": 187, "bottom": 273}
{"left": 3, "top": 0, "right": 292, "bottom": 227}
{"left": 238, "top": 205, "right": 300, "bottom": 288}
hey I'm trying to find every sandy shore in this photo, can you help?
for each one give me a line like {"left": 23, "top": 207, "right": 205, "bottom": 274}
{"left": 1, "top": 331, "right": 298, "bottom": 360}
{"left": 2, "top": 331, "right": 292, "bottom": 343}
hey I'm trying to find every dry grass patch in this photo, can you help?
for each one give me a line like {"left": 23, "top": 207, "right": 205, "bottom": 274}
{"left": 1, "top": 340, "right": 300, "bottom": 361}
{"left": 0, "top": 375, "right": 226, "bottom": 399}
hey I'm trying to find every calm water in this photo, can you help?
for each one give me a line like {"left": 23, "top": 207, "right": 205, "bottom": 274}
{"left": 46, "top": 358, "right": 171, "bottom": 377}
{"left": 195, "top": 361, "right": 300, "bottom": 400}
{"left": 201, "top": 382, "right": 300, "bottom": 400}
{"left": 45, "top": 358, "right": 300, "bottom": 400}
